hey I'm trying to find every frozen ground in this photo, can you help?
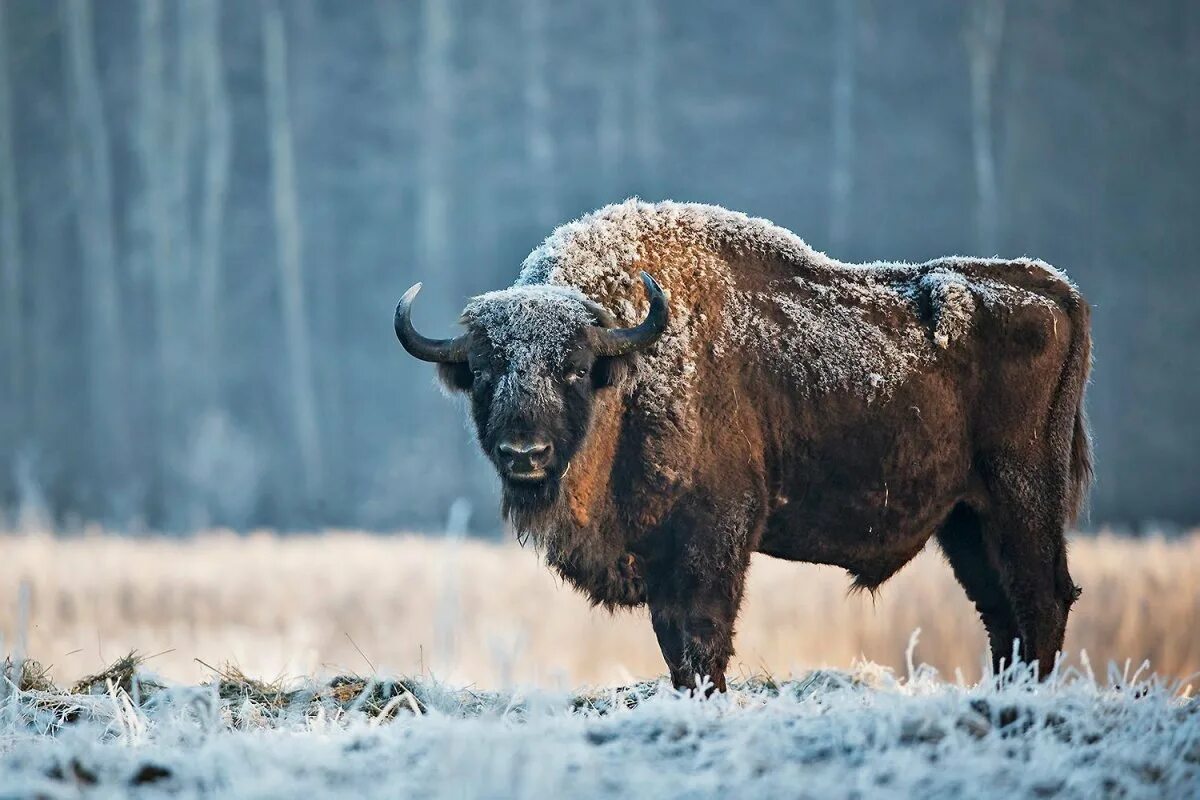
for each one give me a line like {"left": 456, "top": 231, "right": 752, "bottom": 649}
{"left": 0, "top": 654, "right": 1196, "bottom": 799}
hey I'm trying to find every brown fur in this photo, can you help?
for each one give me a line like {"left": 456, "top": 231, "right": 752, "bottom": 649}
{"left": 563, "top": 396, "right": 622, "bottom": 528}
{"left": 434, "top": 202, "right": 1093, "bottom": 692}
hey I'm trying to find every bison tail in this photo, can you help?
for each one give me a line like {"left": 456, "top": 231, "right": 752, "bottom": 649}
{"left": 1068, "top": 405, "right": 1093, "bottom": 525}
{"left": 1061, "top": 287, "right": 1093, "bottom": 526}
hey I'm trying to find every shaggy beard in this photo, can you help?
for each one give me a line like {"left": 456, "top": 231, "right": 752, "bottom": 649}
{"left": 501, "top": 478, "right": 568, "bottom": 549}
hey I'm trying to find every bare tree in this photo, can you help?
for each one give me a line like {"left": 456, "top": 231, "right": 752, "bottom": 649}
{"left": 136, "top": 0, "right": 182, "bottom": 493}
{"left": 170, "top": 0, "right": 197, "bottom": 371}
{"left": 631, "top": 0, "right": 661, "bottom": 192}
{"left": 0, "top": 2, "right": 22, "bottom": 431}
{"left": 418, "top": 0, "right": 453, "bottom": 281}
{"left": 194, "top": 0, "right": 232, "bottom": 411}
{"left": 378, "top": 0, "right": 413, "bottom": 219}
{"left": 964, "top": 0, "right": 1006, "bottom": 254}
{"left": 520, "top": 0, "right": 556, "bottom": 227}
{"left": 828, "top": 0, "right": 857, "bottom": 255}
{"left": 1189, "top": 1, "right": 1200, "bottom": 167}
{"left": 63, "top": 0, "right": 134, "bottom": 502}
{"left": 262, "top": 0, "right": 323, "bottom": 499}
{"left": 595, "top": 3, "right": 624, "bottom": 203}
{"left": 415, "top": 0, "right": 476, "bottom": 493}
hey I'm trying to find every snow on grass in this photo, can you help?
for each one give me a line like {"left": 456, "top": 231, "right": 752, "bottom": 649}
{"left": 1, "top": 650, "right": 1196, "bottom": 799}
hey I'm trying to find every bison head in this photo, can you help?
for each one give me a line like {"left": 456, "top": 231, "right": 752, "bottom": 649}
{"left": 395, "top": 272, "right": 668, "bottom": 515}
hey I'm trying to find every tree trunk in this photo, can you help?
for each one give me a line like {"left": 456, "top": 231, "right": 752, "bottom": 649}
{"left": 1189, "top": 0, "right": 1200, "bottom": 202}
{"left": 136, "top": 0, "right": 179, "bottom": 513}
{"left": 964, "top": 0, "right": 1006, "bottom": 254}
{"left": 0, "top": 2, "right": 23, "bottom": 439}
{"left": 195, "top": 0, "right": 231, "bottom": 412}
{"left": 520, "top": 0, "right": 556, "bottom": 228}
{"left": 63, "top": 0, "right": 133, "bottom": 513}
{"left": 418, "top": 0, "right": 452, "bottom": 281}
{"left": 631, "top": 0, "right": 661, "bottom": 192}
{"left": 596, "top": 3, "right": 623, "bottom": 204}
{"left": 262, "top": 0, "right": 323, "bottom": 502}
{"left": 170, "top": 0, "right": 196, "bottom": 372}
{"left": 828, "top": 0, "right": 856, "bottom": 255}
{"left": 416, "top": 0, "right": 471, "bottom": 500}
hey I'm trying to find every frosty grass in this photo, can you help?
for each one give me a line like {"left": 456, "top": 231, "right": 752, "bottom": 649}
{"left": 0, "top": 646, "right": 1196, "bottom": 799}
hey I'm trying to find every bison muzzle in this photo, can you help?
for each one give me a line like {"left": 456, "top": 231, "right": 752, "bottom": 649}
{"left": 395, "top": 200, "right": 1092, "bottom": 693}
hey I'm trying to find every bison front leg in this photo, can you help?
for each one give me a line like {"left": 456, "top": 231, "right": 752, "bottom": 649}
{"left": 647, "top": 554, "right": 750, "bottom": 695}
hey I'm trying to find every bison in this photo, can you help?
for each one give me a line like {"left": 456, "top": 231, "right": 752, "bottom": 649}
{"left": 395, "top": 200, "right": 1091, "bottom": 692}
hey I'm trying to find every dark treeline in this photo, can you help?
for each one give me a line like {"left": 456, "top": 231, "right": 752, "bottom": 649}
{"left": 0, "top": 0, "right": 1196, "bottom": 533}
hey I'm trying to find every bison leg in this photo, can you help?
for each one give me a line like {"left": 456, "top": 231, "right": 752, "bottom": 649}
{"left": 647, "top": 555, "right": 749, "bottom": 695}
{"left": 649, "top": 605, "right": 686, "bottom": 685}
{"left": 936, "top": 503, "right": 1019, "bottom": 676}
{"left": 978, "top": 458, "right": 1079, "bottom": 678}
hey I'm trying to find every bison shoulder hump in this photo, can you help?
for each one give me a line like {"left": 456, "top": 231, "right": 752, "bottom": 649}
{"left": 918, "top": 269, "right": 977, "bottom": 350}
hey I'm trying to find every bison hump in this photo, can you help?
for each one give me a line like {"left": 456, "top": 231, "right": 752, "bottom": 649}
{"left": 919, "top": 270, "right": 977, "bottom": 350}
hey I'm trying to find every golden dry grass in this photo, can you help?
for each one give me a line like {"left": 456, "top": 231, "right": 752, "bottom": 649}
{"left": 0, "top": 530, "right": 1196, "bottom": 688}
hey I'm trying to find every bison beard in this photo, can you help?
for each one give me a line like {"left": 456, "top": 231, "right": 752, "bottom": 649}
{"left": 396, "top": 200, "right": 1092, "bottom": 694}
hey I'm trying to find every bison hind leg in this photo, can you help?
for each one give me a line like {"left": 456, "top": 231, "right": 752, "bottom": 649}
{"left": 936, "top": 503, "right": 1020, "bottom": 677}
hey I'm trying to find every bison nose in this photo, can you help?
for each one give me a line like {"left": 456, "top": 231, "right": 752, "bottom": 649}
{"left": 497, "top": 439, "right": 554, "bottom": 473}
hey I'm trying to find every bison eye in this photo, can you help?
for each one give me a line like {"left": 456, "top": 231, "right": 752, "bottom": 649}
{"left": 566, "top": 365, "right": 589, "bottom": 382}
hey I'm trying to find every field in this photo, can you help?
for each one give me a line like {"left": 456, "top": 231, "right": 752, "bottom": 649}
{"left": 0, "top": 530, "right": 1198, "bottom": 797}
{"left": 2, "top": 530, "right": 1198, "bottom": 686}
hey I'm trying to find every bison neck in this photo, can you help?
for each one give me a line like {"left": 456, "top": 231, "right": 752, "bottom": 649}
{"left": 562, "top": 395, "right": 623, "bottom": 529}
{"left": 519, "top": 395, "right": 646, "bottom": 608}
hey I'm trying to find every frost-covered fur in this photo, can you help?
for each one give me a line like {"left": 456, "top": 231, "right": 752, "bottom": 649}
{"left": 460, "top": 285, "right": 602, "bottom": 422}
{"left": 520, "top": 200, "right": 1073, "bottom": 403}
{"left": 425, "top": 199, "right": 1093, "bottom": 693}
{"left": 464, "top": 285, "right": 599, "bottom": 377}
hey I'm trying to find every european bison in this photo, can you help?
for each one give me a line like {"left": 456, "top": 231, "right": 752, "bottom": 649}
{"left": 395, "top": 200, "right": 1091, "bottom": 691}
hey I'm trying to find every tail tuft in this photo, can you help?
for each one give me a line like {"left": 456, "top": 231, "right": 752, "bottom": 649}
{"left": 1059, "top": 285, "right": 1093, "bottom": 527}
{"left": 1067, "top": 400, "right": 1092, "bottom": 524}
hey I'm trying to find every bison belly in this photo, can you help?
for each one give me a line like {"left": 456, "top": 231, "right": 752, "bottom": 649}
{"left": 757, "top": 376, "right": 972, "bottom": 588}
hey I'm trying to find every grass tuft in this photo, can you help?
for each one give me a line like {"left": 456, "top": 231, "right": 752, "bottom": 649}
{"left": 71, "top": 651, "right": 161, "bottom": 697}
{"left": 3, "top": 657, "right": 58, "bottom": 693}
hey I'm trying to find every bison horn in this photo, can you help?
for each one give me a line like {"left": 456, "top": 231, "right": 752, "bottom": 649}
{"left": 589, "top": 271, "right": 670, "bottom": 357}
{"left": 394, "top": 283, "right": 471, "bottom": 363}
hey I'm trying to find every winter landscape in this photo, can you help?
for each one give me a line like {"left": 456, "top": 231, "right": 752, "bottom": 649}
{"left": 0, "top": 531, "right": 1197, "bottom": 797}
{"left": 1, "top": 651, "right": 1196, "bottom": 798}
{"left": 3, "top": 0, "right": 1199, "bottom": 798}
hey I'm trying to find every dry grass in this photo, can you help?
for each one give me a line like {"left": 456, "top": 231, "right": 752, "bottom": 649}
{"left": 0, "top": 530, "right": 1196, "bottom": 688}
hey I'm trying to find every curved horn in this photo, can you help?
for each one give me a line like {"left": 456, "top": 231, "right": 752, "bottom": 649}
{"left": 589, "top": 271, "right": 670, "bottom": 357}
{"left": 394, "top": 283, "right": 471, "bottom": 363}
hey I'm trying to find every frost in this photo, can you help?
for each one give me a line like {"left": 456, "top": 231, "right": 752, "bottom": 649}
{"left": 463, "top": 284, "right": 598, "bottom": 371}
{"left": 0, "top": 660, "right": 1194, "bottom": 798}
{"left": 920, "top": 269, "right": 977, "bottom": 350}
{"left": 489, "top": 199, "right": 1080, "bottom": 407}
{"left": 459, "top": 285, "right": 600, "bottom": 415}
{"left": 730, "top": 279, "right": 929, "bottom": 401}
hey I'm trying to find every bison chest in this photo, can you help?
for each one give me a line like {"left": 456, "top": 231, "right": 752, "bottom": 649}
{"left": 544, "top": 538, "right": 647, "bottom": 610}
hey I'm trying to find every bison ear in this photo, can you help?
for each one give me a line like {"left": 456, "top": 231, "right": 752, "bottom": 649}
{"left": 592, "top": 355, "right": 631, "bottom": 390}
{"left": 437, "top": 362, "right": 473, "bottom": 393}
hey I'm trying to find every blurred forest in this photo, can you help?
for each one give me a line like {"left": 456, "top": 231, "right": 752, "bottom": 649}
{"left": 0, "top": 0, "right": 1196, "bottom": 533}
